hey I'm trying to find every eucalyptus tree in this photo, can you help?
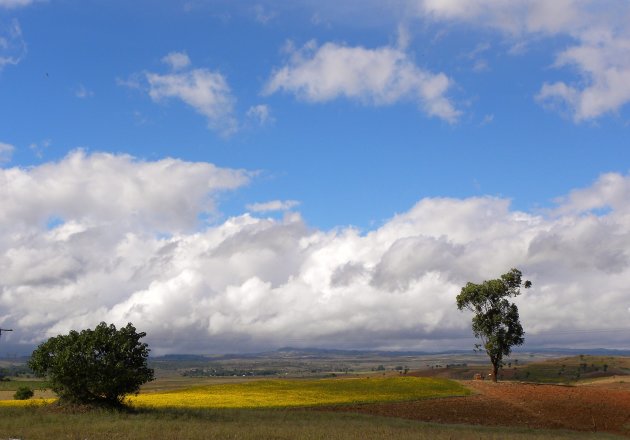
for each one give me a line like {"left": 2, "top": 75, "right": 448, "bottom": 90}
{"left": 457, "top": 268, "right": 531, "bottom": 382}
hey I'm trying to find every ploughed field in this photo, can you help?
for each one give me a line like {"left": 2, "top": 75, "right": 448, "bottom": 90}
{"left": 317, "top": 379, "right": 630, "bottom": 437}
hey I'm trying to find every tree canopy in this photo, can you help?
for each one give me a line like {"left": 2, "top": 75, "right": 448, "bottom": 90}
{"left": 28, "top": 322, "right": 154, "bottom": 406}
{"left": 456, "top": 268, "right": 531, "bottom": 382}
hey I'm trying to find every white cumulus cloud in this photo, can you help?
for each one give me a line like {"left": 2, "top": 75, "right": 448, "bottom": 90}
{"left": 121, "top": 54, "right": 238, "bottom": 136}
{"left": 537, "top": 33, "right": 630, "bottom": 121}
{"left": 264, "top": 40, "right": 460, "bottom": 122}
{"left": 414, "top": 0, "right": 630, "bottom": 121}
{"left": 161, "top": 51, "right": 191, "bottom": 71}
{"left": 0, "top": 150, "right": 250, "bottom": 233}
{"left": 552, "top": 172, "right": 630, "bottom": 216}
{"left": 0, "top": 141, "right": 14, "bottom": 163}
{"left": 147, "top": 68, "right": 238, "bottom": 136}
{"left": 1, "top": 157, "right": 630, "bottom": 354}
{"left": 246, "top": 199, "right": 300, "bottom": 213}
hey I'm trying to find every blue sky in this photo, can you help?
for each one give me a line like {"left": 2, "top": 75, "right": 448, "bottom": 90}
{"left": 3, "top": 0, "right": 628, "bottom": 228}
{"left": 1, "top": 0, "right": 630, "bottom": 353}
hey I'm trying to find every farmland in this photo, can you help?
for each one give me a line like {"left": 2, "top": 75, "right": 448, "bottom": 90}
{"left": 0, "top": 352, "right": 629, "bottom": 438}
{"left": 132, "top": 376, "right": 470, "bottom": 408}
{"left": 323, "top": 379, "right": 630, "bottom": 435}
{"left": 412, "top": 354, "right": 630, "bottom": 383}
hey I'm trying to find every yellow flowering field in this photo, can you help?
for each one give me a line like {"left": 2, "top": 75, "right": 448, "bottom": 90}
{"left": 0, "top": 398, "right": 54, "bottom": 407}
{"left": 131, "top": 376, "right": 470, "bottom": 409}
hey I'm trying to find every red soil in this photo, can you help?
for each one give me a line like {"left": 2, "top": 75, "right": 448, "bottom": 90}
{"left": 317, "top": 380, "right": 630, "bottom": 436}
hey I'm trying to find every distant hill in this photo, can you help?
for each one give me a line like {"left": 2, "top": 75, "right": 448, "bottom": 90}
{"left": 150, "top": 346, "right": 630, "bottom": 360}
{"left": 271, "top": 347, "right": 473, "bottom": 357}
{"left": 514, "top": 347, "right": 630, "bottom": 356}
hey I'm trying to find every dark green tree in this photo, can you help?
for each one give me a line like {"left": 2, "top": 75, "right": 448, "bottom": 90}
{"left": 13, "top": 386, "right": 34, "bottom": 400}
{"left": 28, "top": 322, "right": 154, "bottom": 406}
{"left": 456, "top": 268, "right": 531, "bottom": 382}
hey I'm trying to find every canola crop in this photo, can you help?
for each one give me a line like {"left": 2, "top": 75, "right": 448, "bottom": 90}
{"left": 131, "top": 376, "right": 470, "bottom": 409}
{"left": 0, "top": 398, "right": 54, "bottom": 407}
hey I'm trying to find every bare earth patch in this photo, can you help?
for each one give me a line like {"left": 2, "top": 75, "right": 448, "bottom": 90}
{"left": 315, "top": 381, "right": 630, "bottom": 436}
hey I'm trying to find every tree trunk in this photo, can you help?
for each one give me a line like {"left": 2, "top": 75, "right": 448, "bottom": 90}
{"left": 492, "top": 363, "right": 498, "bottom": 382}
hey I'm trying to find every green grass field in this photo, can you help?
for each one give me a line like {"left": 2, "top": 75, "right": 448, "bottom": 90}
{"left": 0, "top": 378, "right": 48, "bottom": 391}
{"left": 0, "top": 406, "right": 623, "bottom": 440}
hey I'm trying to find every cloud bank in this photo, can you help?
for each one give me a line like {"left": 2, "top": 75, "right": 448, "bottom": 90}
{"left": 1, "top": 153, "right": 629, "bottom": 354}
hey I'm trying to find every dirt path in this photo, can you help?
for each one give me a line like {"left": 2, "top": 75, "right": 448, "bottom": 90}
{"left": 315, "top": 381, "right": 630, "bottom": 436}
